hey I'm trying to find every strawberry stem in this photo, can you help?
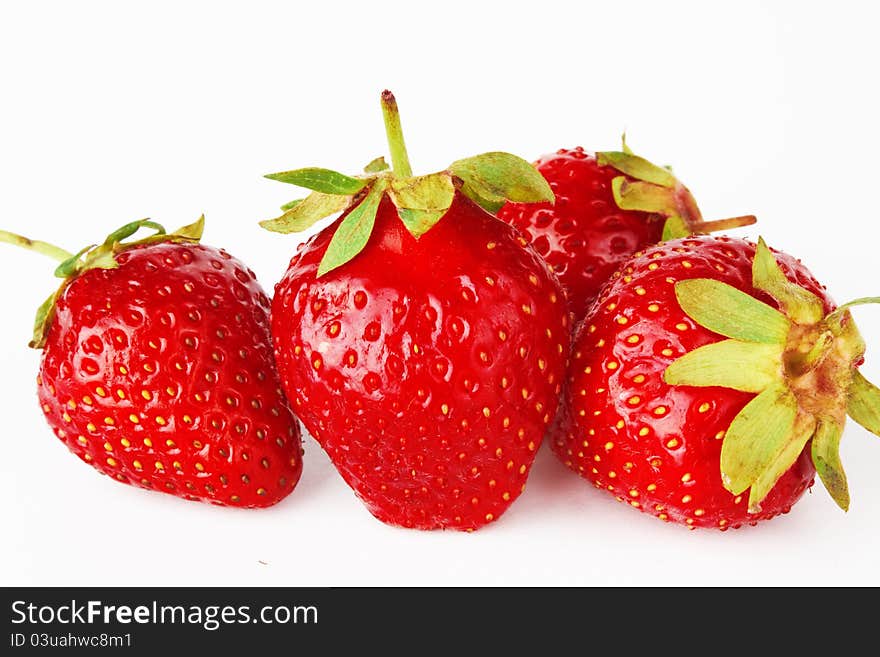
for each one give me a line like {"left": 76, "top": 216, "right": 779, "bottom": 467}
{"left": 0, "top": 229, "right": 73, "bottom": 263}
{"left": 834, "top": 296, "right": 880, "bottom": 312}
{"left": 690, "top": 215, "right": 757, "bottom": 233}
{"left": 380, "top": 90, "right": 413, "bottom": 178}
{"left": 826, "top": 297, "right": 880, "bottom": 335}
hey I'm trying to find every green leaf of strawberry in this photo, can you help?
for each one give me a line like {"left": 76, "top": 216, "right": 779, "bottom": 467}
{"left": 317, "top": 180, "right": 386, "bottom": 276}
{"left": 389, "top": 172, "right": 455, "bottom": 211}
{"left": 168, "top": 214, "right": 206, "bottom": 241}
{"left": 664, "top": 339, "right": 783, "bottom": 392}
{"left": 389, "top": 172, "right": 455, "bottom": 238}
{"left": 449, "top": 152, "right": 554, "bottom": 208}
{"left": 30, "top": 289, "right": 61, "bottom": 349}
{"left": 746, "top": 411, "right": 815, "bottom": 513}
{"left": 265, "top": 167, "right": 367, "bottom": 195}
{"left": 727, "top": 393, "right": 805, "bottom": 506}
{"left": 719, "top": 381, "right": 799, "bottom": 495}
{"left": 363, "top": 156, "right": 389, "bottom": 173}
{"left": 261, "top": 192, "right": 352, "bottom": 234}
{"left": 597, "top": 150, "right": 677, "bottom": 187}
{"left": 610, "top": 178, "right": 679, "bottom": 215}
{"left": 53, "top": 245, "right": 96, "bottom": 278}
{"left": 811, "top": 418, "right": 849, "bottom": 511}
{"left": 674, "top": 278, "right": 791, "bottom": 344}
{"left": 752, "top": 237, "right": 825, "bottom": 323}
{"left": 847, "top": 370, "right": 880, "bottom": 437}
{"left": 660, "top": 215, "right": 690, "bottom": 242}
{"left": 261, "top": 90, "right": 556, "bottom": 278}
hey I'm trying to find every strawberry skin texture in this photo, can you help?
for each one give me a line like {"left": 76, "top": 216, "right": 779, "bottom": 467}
{"left": 497, "top": 147, "right": 663, "bottom": 320}
{"left": 553, "top": 236, "right": 833, "bottom": 529}
{"left": 272, "top": 194, "right": 569, "bottom": 530}
{"left": 37, "top": 242, "right": 302, "bottom": 507}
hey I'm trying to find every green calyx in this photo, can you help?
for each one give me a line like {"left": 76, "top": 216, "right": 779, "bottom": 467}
{"left": 597, "top": 136, "right": 756, "bottom": 241}
{"left": 260, "top": 90, "right": 554, "bottom": 276}
{"left": 0, "top": 216, "right": 205, "bottom": 349}
{"left": 663, "top": 237, "right": 880, "bottom": 513}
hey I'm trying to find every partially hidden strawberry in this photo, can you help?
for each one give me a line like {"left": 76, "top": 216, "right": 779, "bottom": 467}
{"left": 262, "top": 91, "right": 569, "bottom": 530}
{"left": 1, "top": 217, "right": 302, "bottom": 507}
{"left": 497, "top": 144, "right": 755, "bottom": 320}
{"left": 553, "top": 234, "right": 880, "bottom": 529}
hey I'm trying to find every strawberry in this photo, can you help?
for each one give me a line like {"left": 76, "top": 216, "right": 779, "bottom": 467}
{"left": 1, "top": 217, "right": 302, "bottom": 507}
{"left": 497, "top": 145, "right": 755, "bottom": 320}
{"left": 553, "top": 234, "right": 880, "bottom": 529}
{"left": 262, "top": 91, "right": 569, "bottom": 530}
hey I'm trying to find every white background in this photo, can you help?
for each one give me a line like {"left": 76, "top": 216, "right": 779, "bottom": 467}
{"left": 2, "top": 0, "right": 879, "bottom": 586}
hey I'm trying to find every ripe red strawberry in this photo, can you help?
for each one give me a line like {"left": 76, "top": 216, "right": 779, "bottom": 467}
{"left": 2, "top": 217, "right": 302, "bottom": 507}
{"left": 262, "top": 91, "right": 569, "bottom": 530}
{"left": 497, "top": 145, "right": 755, "bottom": 320}
{"left": 553, "top": 234, "right": 880, "bottom": 529}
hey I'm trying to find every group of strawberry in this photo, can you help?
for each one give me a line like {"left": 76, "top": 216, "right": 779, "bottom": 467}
{"left": 6, "top": 91, "right": 880, "bottom": 532}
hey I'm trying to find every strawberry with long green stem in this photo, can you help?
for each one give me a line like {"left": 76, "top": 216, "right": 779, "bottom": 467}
{"left": 263, "top": 91, "right": 569, "bottom": 530}
{"left": 2, "top": 218, "right": 303, "bottom": 507}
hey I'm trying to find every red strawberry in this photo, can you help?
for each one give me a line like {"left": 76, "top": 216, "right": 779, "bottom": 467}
{"left": 2, "top": 217, "right": 302, "bottom": 507}
{"left": 497, "top": 145, "right": 755, "bottom": 320}
{"left": 553, "top": 234, "right": 880, "bottom": 529}
{"left": 262, "top": 91, "right": 568, "bottom": 530}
